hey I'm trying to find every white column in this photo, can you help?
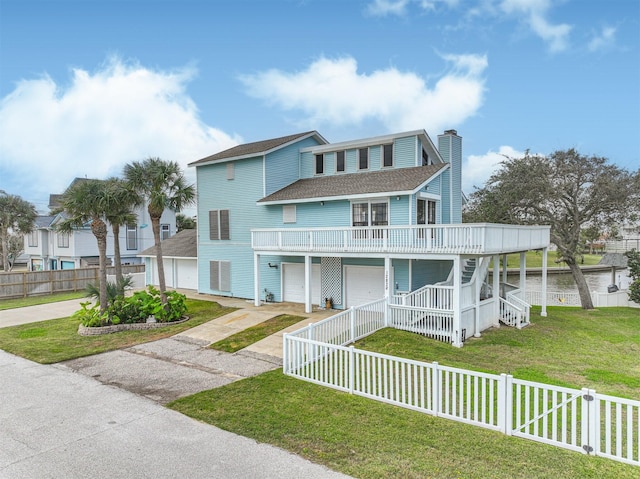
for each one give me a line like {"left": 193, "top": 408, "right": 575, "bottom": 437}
{"left": 452, "top": 256, "right": 462, "bottom": 347}
{"left": 304, "top": 255, "right": 312, "bottom": 314}
{"left": 474, "top": 257, "right": 481, "bottom": 338}
{"left": 502, "top": 254, "right": 508, "bottom": 283}
{"left": 519, "top": 251, "right": 526, "bottom": 299}
{"left": 493, "top": 254, "right": 500, "bottom": 327}
{"left": 253, "top": 253, "right": 261, "bottom": 307}
{"left": 541, "top": 247, "right": 548, "bottom": 317}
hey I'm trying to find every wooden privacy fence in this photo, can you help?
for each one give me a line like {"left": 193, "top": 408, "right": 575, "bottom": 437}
{"left": 0, "top": 265, "right": 145, "bottom": 299}
{"left": 283, "top": 315, "right": 640, "bottom": 466}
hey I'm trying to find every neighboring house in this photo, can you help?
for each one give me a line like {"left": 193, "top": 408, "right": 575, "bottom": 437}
{"left": 23, "top": 178, "right": 177, "bottom": 271}
{"left": 190, "top": 129, "right": 550, "bottom": 347}
{"left": 138, "top": 228, "right": 198, "bottom": 290}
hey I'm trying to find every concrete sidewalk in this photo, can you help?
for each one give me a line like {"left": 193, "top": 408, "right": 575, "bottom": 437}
{"left": 0, "top": 350, "right": 350, "bottom": 479}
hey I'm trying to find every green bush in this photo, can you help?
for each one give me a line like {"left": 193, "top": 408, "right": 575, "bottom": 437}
{"left": 72, "top": 287, "right": 188, "bottom": 327}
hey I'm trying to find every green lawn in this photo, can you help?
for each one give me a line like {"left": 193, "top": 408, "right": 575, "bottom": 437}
{"left": 210, "top": 314, "right": 307, "bottom": 353}
{"left": 356, "top": 306, "right": 640, "bottom": 399}
{"left": 0, "top": 291, "right": 87, "bottom": 311}
{"left": 169, "top": 306, "right": 640, "bottom": 478}
{"left": 0, "top": 299, "right": 236, "bottom": 363}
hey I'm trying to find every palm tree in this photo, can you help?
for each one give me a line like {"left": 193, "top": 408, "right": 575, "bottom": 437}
{"left": 0, "top": 191, "right": 37, "bottom": 272}
{"left": 103, "top": 178, "right": 139, "bottom": 287}
{"left": 123, "top": 158, "right": 195, "bottom": 303}
{"left": 55, "top": 179, "right": 111, "bottom": 313}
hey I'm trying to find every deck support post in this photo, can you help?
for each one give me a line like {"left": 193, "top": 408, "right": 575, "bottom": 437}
{"left": 519, "top": 252, "right": 527, "bottom": 300}
{"left": 541, "top": 247, "right": 548, "bottom": 317}
{"left": 502, "top": 254, "right": 508, "bottom": 283}
{"left": 493, "top": 254, "right": 500, "bottom": 327}
{"left": 304, "top": 255, "right": 312, "bottom": 314}
{"left": 452, "top": 256, "right": 463, "bottom": 347}
{"left": 253, "top": 253, "right": 261, "bottom": 307}
{"left": 474, "top": 256, "right": 481, "bottom": 337}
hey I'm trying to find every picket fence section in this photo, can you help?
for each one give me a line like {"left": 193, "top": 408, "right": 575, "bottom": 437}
{"left": 284, "top": 325, "right": 640, "bottom": 466}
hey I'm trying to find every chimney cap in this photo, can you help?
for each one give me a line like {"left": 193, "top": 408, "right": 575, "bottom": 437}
{"left": 443, "top": 129, "right": 458, "bottom": 135}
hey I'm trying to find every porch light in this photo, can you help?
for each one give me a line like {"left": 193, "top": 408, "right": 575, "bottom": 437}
{"left": 268, "top": 262, "right": 279, "bottom": 269}
{"left": 320, "top": 201, "right": 324, "bottom": 206}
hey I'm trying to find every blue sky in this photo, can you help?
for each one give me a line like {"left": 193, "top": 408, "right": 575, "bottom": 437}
{"left": 1, "top": 0, "right": 638, "bottom": 213}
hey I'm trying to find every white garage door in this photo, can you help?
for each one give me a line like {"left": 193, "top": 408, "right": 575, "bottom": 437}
{"left": 283, "top": 263, "right": 321, "bottom": 305}
{"left": 176, "top": 259, "right": 198, "bottom": 290}
{"left": 344, "top": 266, "right": 385, "bottom": 308}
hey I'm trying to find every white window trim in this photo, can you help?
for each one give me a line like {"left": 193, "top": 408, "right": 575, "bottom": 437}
{"left": 350, "top": 198, "right": 390, "bottom": 227}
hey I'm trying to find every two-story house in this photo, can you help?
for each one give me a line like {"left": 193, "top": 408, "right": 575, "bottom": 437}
{"left": 23, "top": 178, "right": 177, "bottom": 271}
{"left": 190, "top": 129, "right": 550, "bottom": 347}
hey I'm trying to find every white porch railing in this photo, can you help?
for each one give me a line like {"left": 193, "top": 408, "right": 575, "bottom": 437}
{"left": 283, "top": 335, "right": 640, "bottom": 466}
{"left": 390, "top": 284, "right": 453, "bottom": 310}
{"left": 252, "top": 224, "right": 550, "bottom": 255}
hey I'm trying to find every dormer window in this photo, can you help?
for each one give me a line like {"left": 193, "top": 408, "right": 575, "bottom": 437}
{"left": 422, "top": 148, "right": 430, "bottom": 166}
{"left": 315, "top": 154, "right": 324, "bottom": 175}
{"left": 383, "top": 144, "right": 393, "bottom": 167}
{"left": 358, "top": 148, "right": 369, "bottom": 170}
{"left": 336, "top": 151, "right": 345, "bottom": 172}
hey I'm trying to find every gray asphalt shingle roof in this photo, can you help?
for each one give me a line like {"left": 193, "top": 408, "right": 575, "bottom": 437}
{"left": 189, "top": 131, "right": 320, "bottom": 166}
{"left": 35, "top": 215, "right": 56, "bottom": 228}
{"left": 258, "top": 163, "right": 447, "bottom": 204}
{"left": 138, "top": 228, "right": 197, "bottom": 258}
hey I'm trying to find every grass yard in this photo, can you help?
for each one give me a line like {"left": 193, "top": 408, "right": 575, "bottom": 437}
{"left": 356, "top": 306, "right": 640, "bottom": 399}
{"left": 506, "top": 251, "right": 603, "bottom": 268}
{"left": 0, "top": 291, "right": 86, "bottom": 311}
{"left": 169, "top": 306, "right": 640, "bottom": 478}
{"left": 210, "top": 314, "right": 306, "bottom": 352}
{"left": 0, "top": 299, "right": 236, "bottom": 363}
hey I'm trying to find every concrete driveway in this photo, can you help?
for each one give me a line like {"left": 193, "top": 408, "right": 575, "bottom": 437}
{"left": 0, "top": 350, "right": 350, "bottom": 479}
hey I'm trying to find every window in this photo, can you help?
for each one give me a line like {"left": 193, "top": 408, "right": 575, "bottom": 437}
{"left": 210, "top": 260, "right": 231, "bottom": 292}
{"left": 209, "top": 210, "right": 230, "bottom": 240}
{"left": 161, "top": 224, "right": 171, "bottom": 240}
{"left": 352, "top": 200, "right": 388, "bottom": 238}
{"left": 315, "top": 154, "right": 324, "bottom": 174}
{"left": 383, "top": 144, "right": 393, "bottom": 167}
{"left": 283, "top": 205, "right": 296, "bottom": 224}
{"left": 227, "top": 162, "right": 235, "bottom": 180}
{"left": 422, "top": 148, "right": 430, "bottom": 166}
{"left": 336, "top": 150, "right": 345, "bottom": 172}
{"left": 28, "top": 231, "right": 38, "bottom": 247}
{"left": 358, "top": 148, "right": 369, "bottom": 170}
{"left": 57, "top": 232, "right": 69, "bottom": 248}
{"left": 126, "top": 224, "right": 137, "bottom": 250}
{"left": 417, "top": 199, "right": 437, "bottom": 225}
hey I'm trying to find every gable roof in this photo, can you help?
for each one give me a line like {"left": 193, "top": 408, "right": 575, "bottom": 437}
{"left": 258, "top": 164, "right": 448, "bottom": 205}
{"left": 138, "top": 228, "right": 197, "bottom": 258}
{"left": 34, "top": 215, "right": 57, "bottom": 228}
{"left": 188, "top": 131, "right": 327, "bottom": 167}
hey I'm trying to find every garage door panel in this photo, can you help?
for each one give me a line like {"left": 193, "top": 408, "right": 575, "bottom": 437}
{"left": 345, "top": 266, "right": 384, "bottom": 308}
{"left": 283, "top": 264, "right": 321, "bottom": 305}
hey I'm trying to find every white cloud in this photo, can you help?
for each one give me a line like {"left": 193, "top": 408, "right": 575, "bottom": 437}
{"left": 462, "top": 145, "right": 525, "bottom": 193}
{"left": 366, "top": 0, "right": 410, "bottom": 16}
{"left": 500, "top": 0, "right": 572, "bottom": 52}
{"left": 239, "top": 53, "right": 487, "bottom": 134}
{"left": 0, "top": 57, "right": 239, "bottom": 211}
{"left": 588, "top": 26, "right": 616, "bottom": 52}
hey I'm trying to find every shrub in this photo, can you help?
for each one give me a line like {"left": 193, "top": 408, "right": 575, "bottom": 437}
{"left": 72, "top": 287, "right": 188, "bottom": 327}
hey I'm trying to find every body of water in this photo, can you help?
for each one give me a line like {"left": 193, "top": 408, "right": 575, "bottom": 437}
{"left": 507, "top": 268, "right": 632, "bottom": 294}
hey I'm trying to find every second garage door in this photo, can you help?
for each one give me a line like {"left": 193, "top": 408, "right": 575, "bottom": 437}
{"left": 282, "top": 263, "right": 321, "bottom": 305}
{"left": 344, "top": 265, "right": 385, "bottom": 308}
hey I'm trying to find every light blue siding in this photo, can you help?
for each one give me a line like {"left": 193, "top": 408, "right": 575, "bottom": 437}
{"left": 267, "top": 136, "right": 320, "bottom": 194}
{"left": 369, "top": 145, "right": 381, "bottom": 171}
{"left": 394, "top": 136, "right": 417, "bottom": 168}
{"left": 412, "top": 260, "right": 452, "bottom": 288}
{"left": 390, "top": 195, "right": 409, "bottom": 226}
{"left": 392, "top": 259, "right": 410, "bottom": 292}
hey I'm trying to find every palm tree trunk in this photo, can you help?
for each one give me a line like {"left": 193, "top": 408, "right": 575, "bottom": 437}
{"left": 566, "top": 259, "right": 594, "bottom": 309}
{"left": 151, "top": 216, "right": 168, "bottom": 304}
{"left": 92, "top": 219, "right": 109, "bottom": 314}
{"left": 112, "top": 223, "right": 123, "bottom": 282}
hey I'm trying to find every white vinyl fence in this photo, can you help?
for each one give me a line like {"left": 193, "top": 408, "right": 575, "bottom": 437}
{"left": 526, "top": 290, "right": 639, "bottom": 308}
{"left": 284, "top": 311, "right": 639, "bottom": 466}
